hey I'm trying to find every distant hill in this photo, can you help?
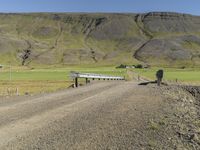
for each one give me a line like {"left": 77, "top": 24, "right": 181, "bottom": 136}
{"left": 0, "top": 12, "right": 200, "bottom": 67}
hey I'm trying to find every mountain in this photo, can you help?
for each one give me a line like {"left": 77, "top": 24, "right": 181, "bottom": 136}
{"left": 0, "top": 12, "right": 200, "bottom": 67}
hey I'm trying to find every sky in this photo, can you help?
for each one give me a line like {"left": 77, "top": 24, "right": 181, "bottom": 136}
{"left": 0, "top": 0, "right": 199, "bottom": 16}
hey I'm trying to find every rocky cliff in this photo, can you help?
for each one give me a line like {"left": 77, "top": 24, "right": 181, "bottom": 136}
{"left": 0, "top": 12, "right": 200, "bottom": 67}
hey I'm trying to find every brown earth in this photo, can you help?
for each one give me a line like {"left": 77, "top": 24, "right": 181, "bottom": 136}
{"left": 0, "top": 81, "right": 199, "bottom": 149}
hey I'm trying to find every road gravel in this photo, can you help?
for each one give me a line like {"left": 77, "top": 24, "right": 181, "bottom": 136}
{"left": 0, "top": 81, "right": 165, "bottom": 149}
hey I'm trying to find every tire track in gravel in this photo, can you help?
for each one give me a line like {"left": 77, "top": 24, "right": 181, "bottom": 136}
{"left": 0, "top": 81, "right": 136, "bottom": 148}
{"left": 30, "top": 85, "right": 161, "bottom": 150}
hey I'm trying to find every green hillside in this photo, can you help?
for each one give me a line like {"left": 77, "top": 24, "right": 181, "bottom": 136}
{"left": 0, "top": 12, "right": 200, "bottom": 67}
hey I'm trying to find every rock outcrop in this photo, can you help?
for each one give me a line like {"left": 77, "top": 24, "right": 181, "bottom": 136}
{"left": 0, "top": 12, "right": 200, "bottom": 66}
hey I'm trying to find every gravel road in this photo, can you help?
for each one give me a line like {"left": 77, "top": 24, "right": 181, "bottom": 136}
{"left": 0, "top": 81, "right": 164, "bottom": 149}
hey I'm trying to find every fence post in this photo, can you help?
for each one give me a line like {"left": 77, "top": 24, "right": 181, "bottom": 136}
{"left": 75, "top": 77, "right": 78, "bottom": 87}
{"left": 86, "top": 78, "right": 88, "bottom": 84}
{"left": 16, "top": 88, "right": 19, "bottom": 96}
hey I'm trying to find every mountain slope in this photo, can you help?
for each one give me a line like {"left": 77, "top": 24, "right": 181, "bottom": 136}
{"left": 0, "top": 12, "right": 200, "bottom": 67}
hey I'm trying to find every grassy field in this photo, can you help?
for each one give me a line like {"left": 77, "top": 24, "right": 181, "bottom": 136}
{"left": 0, "top": 65, "right": 200, "bottom": 96}
{"left": 133, "top": 68, "right": 200, "bottom": 85}
{"left": 0, "top": 66, "right": 126, "bottom": 96}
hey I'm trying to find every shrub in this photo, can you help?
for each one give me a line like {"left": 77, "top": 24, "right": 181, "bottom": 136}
{"left": 116, "top": 64, "right": 126, "bottom": 68}
{"left": 135, "top": 64, "right": 143, "bottom": 68}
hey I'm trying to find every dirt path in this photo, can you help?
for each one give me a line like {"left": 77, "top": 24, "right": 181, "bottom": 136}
{"left": 0, "top": 81, "right": 198, "bottom": 149}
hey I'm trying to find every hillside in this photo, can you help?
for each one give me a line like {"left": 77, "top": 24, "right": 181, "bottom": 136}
{"left": 0, "top": 12, "right": 200, "bottom": 67}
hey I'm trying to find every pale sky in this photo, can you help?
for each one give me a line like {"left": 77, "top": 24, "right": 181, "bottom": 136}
{"left": 0, "top": 0, "right": 199, "bottom": 15}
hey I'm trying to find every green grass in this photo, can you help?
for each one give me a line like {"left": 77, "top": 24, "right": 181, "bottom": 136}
{"left": 0, "top": 72, "right": 67, "bottom": 81}
{"left": 1, "top": 65, "right": 200, "bottom": 96}
{"left": 0, "top": 66, "right": 125, "bottom": 81}
{"left": 1, "top": 66, "right": 199, "bottom": 82}
{"left": 0, "top": 66, "right": 126, "bottom": 95}
{"left": 133, "top": 68, "right": 200, "bottom": 84}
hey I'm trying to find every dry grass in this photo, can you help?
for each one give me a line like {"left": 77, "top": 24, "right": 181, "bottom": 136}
{"left": 0, "top": 80, "right": 73, "bottom": 96}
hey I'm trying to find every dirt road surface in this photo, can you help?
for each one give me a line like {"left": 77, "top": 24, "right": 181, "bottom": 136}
{"left": 0, "top": 81, "right": 199, "bottom": 149}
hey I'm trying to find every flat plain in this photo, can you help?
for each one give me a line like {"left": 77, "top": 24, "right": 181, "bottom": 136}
{"left": 0, "top": 66, "right": 199, "bottom": 95}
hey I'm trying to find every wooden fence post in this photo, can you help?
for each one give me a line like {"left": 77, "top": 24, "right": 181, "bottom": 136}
{"left": 75, "top": 77, "right": 78, "bottom": 87}
{"left": 86, "top": 78, "right": 88, "bottom": 84}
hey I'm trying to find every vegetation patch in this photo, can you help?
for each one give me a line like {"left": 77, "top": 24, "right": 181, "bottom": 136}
{"left": 0, "top": 66, "right": 126, "bottom": 96}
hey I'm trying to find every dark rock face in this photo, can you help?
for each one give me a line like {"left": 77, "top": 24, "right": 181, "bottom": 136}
{"left": 141, "top": 12, "right": 200, "bottom": 33}
{"left": 135, "top": 35, "right": 200, "bottom": 64}
{"left": 180, "top": 35, "right": 200, "bottom": 45}
{"left": 58, "top": 14, "right": 107, "bottom": 36}
{"left": 90, "top": 15, "right": 134, "bottom": 40}
{"left": 135, "top": 39, "right": 191, "bottom": 60}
